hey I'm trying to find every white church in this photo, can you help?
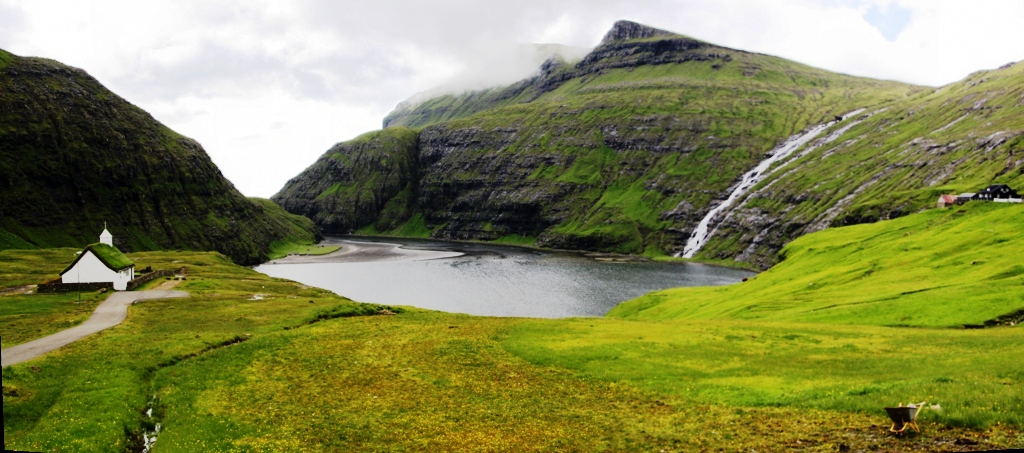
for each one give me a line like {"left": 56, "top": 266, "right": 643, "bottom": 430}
{"left": 60, "top": 227, "right": 135, "bottom": 291}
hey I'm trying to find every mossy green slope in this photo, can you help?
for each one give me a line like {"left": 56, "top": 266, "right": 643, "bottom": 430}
{"left": 272, "top": 127, "right": 420, "bottom": 234}
{"left": 277, "top": 21, "right": 919, "bottom": 254}
{"left": 383, "top": 85, "right": 513, "bottom": 129}
{"left": 0, "top": 50, "right": 318, "bottom": 265}
{"left": 699, "top": 60, "right": 1024, "bottom": 268}
{"left": 610, "top": 203, "right": 1024, "bottom": 327}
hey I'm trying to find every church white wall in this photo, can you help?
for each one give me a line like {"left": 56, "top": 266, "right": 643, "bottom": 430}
{"left": 62, "top": 251, "right": 116, "bottom": 284}
{"left": 113, "top": 267, "right": 132, "bottom": 290}
{"left": 61, "top": 251, "right": 133, "bottom": 289}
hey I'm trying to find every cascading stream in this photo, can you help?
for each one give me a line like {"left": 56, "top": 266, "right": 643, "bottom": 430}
{"left": 679, "top": 112, "right": 860, "bottom": 258}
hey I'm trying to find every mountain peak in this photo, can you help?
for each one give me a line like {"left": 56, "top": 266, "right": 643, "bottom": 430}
{"left": 599, "top": 20, "right": 675, "bottom": 46}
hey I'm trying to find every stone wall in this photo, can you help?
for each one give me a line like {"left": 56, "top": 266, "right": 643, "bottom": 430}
{"left": 37, "top": 280, "right": 112, "bottom": 293}
{"left": 125, "top": 269, "right": 175, "bottom": 291}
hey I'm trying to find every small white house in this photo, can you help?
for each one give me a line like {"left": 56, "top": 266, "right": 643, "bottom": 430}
{"left": 61, "top": 228, "right": 135, "bottom": 290}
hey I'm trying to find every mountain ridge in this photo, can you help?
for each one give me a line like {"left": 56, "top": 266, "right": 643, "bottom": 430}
{"left": 276, "top": 20, "right": 923, "bottom": 265}
{"left": 0, "top": 49, "right": 319, "bottom": 265}
{"left": 599, "top": 20, "right": 679, "bottom": 45}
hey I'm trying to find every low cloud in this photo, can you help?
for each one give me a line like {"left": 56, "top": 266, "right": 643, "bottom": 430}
{"left": 0, "top": 2, "right": 25, "bottom": 44}
{"left": 1, "top": 0, "right": 1022, "bottom": 197}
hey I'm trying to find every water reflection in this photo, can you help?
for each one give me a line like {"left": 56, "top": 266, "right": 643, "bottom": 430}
{"left": 255, "top": 237, "right": 754, "bottom": 318}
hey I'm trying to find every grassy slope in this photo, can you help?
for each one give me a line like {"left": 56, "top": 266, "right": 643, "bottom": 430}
{"left": 698, "top": 60, "right": 1024, "bottom": 268}
{"left": 1, "top": 245, "right": 1022, "bottom": 450}
{"left": 248, "top": 198, "right": 333, "bottom": 259}
{"left": 382, "top": 85, "right": 511, "bottom": 129}
{"left": 271, "top": 127, "right": 421, "bottom": 235}
{"left": 611, "top": 203, "right": 1024, "bottom": 327}
{"left": 2, "top": 251, "right": 389, "bottom": 451}
{"left": 503, "top": 318, "right": 1024, "bottom": 430}
{"left": 0, "top": 248, "right": 112, "bottom": 348}
{"left": 0, "top": 248, "right": 80, "bottom": 288}
{"left": 0, "top": 292, "right": 105, "bottom": 349}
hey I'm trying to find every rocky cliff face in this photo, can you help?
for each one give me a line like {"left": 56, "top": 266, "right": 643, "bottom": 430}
{"left": 0, "top": 49, "right": 318, "bottom": 265}
{"left": 599, "top": 20, "right": 675, "bottom": 44}
{"left": 273, "top": 127, "right": 420, "bottom": 233}
{"left": 276, "top": 21, "right": 924, "bottom": 264}
{"left": 695, "top": 61, "right": 1024, "bottom": 268}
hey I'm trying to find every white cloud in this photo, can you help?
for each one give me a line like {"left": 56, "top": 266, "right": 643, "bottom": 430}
{"left": 1, "top": 0, "right": 1022, "bottom": 197}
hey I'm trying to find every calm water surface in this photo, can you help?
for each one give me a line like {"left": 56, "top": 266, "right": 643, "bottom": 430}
{"left": 255, "top": 236, "right": 754, "bottom": 318}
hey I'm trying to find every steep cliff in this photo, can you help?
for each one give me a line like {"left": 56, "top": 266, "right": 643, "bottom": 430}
{"left": 0, "top": 49, "right": 318, "bottom": 265}
{"left": 273, "top": 127, "right": 421, "bottom": 234}
{"left": 276, "top": 21, "right": 922, "bottom": 260}
{"left": 695, "top": 60, "right": 1024, "bottom": 268}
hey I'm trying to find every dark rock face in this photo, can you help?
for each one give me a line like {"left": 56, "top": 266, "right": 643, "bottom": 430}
{"left": 0, "top": 50, "right": 317, "bottom": 264}
{"left": 599, "top": 20, "right": 676, "bottom": 45}
{"left": 272, "top": 127, "right": 420, "bottom": 234}
{"left": 415, "top": 125, "right": 585, "bottom": 242}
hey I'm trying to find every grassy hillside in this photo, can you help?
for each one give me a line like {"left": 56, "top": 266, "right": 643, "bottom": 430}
{"left": 611, "top": 202, "right": 1024, "bottom": 327}
{"left": 272, "top": 127, "right": 420, "bottom": 235}
{"left": 0, "top": 49, "right": 319, "bottom": 265}
{"left": 2, "top": 249, "right": 1021, "bottom": 451}
{"left": 699, "top": 60, "right": 1024, "bottom": 268}
{"left": 505, "top": 318, "right": 1024, "bottom": 430}
{"left": 246, "top": 198, "right": 338, "bottom": 259}
{"left": 277, "top": 21, "right": 920, "bottom": 256}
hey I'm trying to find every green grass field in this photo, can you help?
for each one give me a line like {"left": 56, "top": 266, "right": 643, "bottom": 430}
{"left": 611, "top": 203, "right": 1024, "bottom": 327}
{"left": 267, "top": 243, "right": 341, "bottom": 260}
{"left": 2, "top": 204, "right": 1023, "bottom": 451}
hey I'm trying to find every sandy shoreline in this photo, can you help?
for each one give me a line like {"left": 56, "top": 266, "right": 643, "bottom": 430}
{"left": 266, "top": 239, "right": 463, "bottom": 264}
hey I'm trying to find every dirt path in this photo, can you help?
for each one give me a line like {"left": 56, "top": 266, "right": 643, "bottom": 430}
{"left": 1, "top": 289, "right": 189, "bottom": 367}
{"left": 0, "top": 284, "right": 35, "bottom": 296}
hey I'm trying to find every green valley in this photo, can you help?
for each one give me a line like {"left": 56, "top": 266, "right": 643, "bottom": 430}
{"left": 2, "top": 14, "right": 1023, "bottom": 453}
{"left": 3, "top": 202, "right": 1023, "bottom": 451}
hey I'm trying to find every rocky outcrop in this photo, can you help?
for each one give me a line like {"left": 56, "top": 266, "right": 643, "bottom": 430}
{"left": 0, "top": 49, "right": 318, "bottom": 264}
{"left": 599, "top": 20, "right": 676, "bottom": 45}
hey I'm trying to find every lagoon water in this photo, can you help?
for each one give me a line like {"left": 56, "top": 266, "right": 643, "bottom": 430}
{"left": 255, "top": 237, "right": 754, "bottom": 318}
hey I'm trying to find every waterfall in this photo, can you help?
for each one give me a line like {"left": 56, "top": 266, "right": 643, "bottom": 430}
{"left": 679, "top": 113, "right": 859, "bottom": 258}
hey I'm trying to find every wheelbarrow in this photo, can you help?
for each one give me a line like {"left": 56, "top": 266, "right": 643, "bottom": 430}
{"left": 884, "top": 402, "right": 926, "bottom": 436}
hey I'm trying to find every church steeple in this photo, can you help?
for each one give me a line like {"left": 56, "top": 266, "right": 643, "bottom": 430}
{"left": 100, "top": 223, "right": 113, "bottom": 246}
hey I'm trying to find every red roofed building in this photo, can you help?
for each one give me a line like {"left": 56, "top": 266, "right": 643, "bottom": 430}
{"left": 936, "top": 194, "right": 957, "bottom": 208}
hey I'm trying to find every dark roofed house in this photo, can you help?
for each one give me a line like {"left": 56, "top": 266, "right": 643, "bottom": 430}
{"left": 976, "top": 184, "right": 1020, "bottom": 201}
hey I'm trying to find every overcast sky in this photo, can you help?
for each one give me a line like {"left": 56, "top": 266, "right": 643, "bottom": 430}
{"left": 2, "top": 0, "right": 1022, "bottom": 197}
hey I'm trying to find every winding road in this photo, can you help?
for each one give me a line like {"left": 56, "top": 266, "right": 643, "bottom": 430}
{"left": 1, "top": 289, "right": 189, "bottom": 368}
